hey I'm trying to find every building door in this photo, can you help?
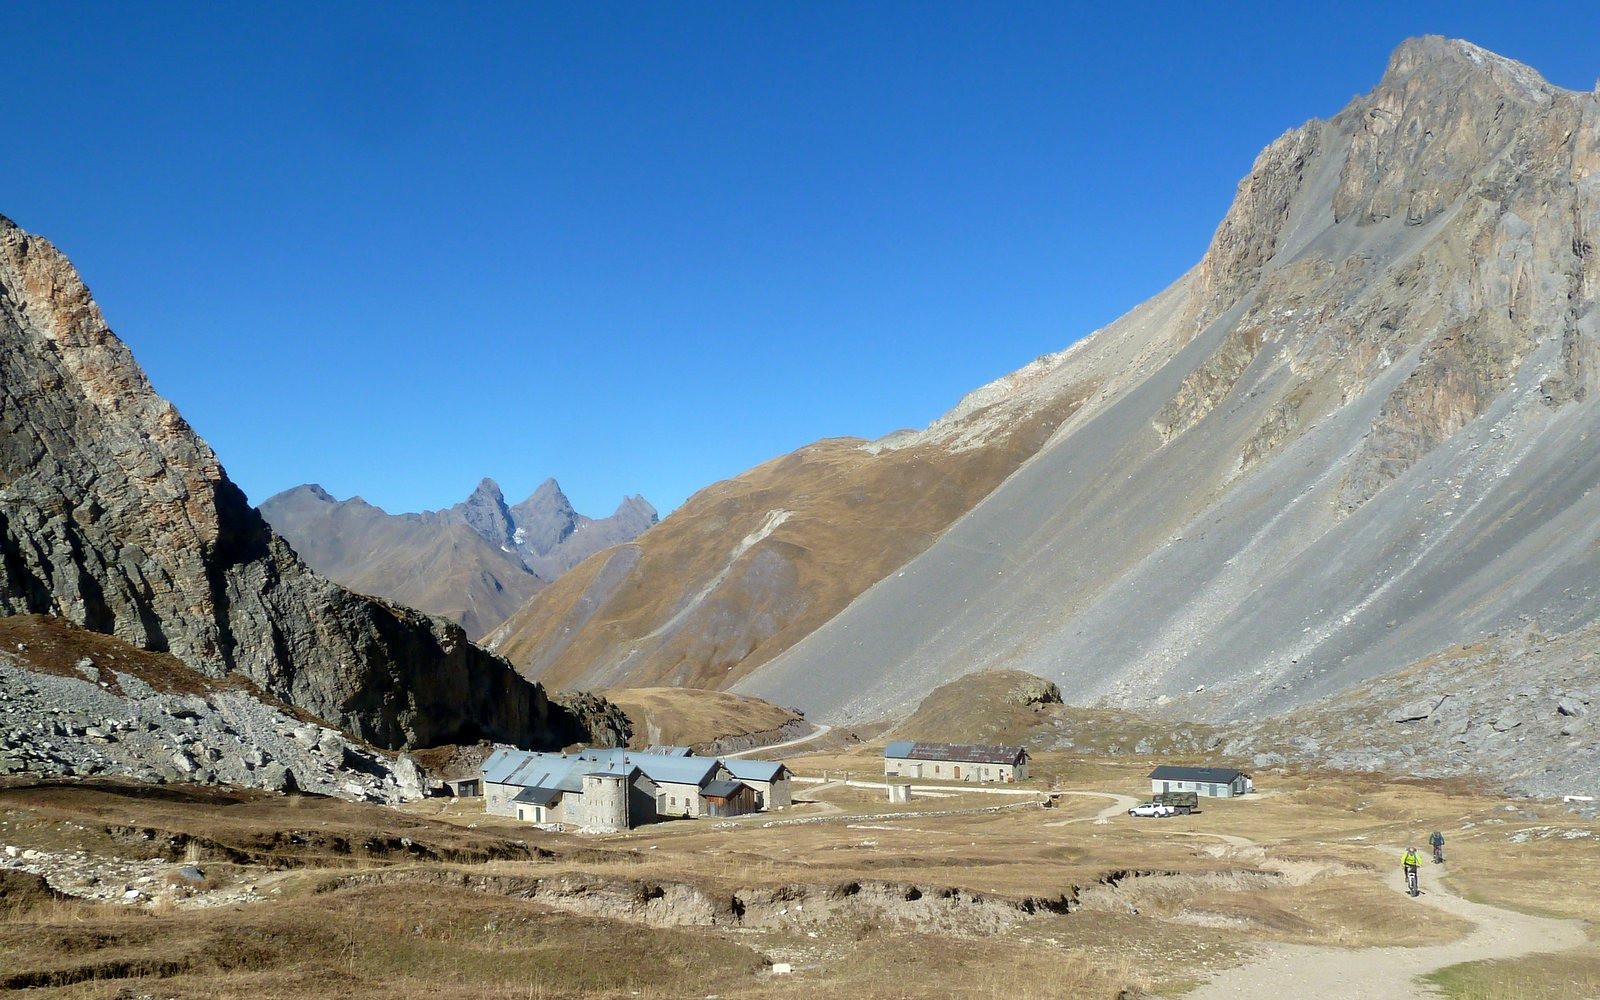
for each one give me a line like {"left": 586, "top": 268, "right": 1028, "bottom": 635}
{"left": 1162, "top": 781, "right": 1170, "bottom": 793}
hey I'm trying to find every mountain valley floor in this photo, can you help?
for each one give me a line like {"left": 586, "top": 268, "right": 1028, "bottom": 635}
{"left": 3, "top": 746, "right": 1597, "bottom": 999}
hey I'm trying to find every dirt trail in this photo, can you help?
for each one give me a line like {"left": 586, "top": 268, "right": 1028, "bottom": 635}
{"left": 724, "top": 723, "right": 832, "bottom": 758}
{"left": 1044, "top": 791, "right": 1140, "bottom": 825}
{"left": 1186, "top": 851, "right": 1587, "bottom": 999}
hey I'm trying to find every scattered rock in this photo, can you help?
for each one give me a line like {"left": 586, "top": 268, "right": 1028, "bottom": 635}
{"left": 1391, "top": 695, "right": 1448, "bottom": 724}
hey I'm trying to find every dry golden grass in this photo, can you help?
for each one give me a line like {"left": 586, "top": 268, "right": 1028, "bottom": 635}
{"left": 0, "top": 779, "right": 539, "bottom": 868}
{"left": 603, "top": 686, "right": 802, "bottom": 749}
{"left": 1423, "top": 943, "right": 1600, "bottom": 1000}
{"left": 4, "top": 754, "right": 1596, "bottom": 999}
{"left": 0, "top": 883, "right": 766, "bottom": 998}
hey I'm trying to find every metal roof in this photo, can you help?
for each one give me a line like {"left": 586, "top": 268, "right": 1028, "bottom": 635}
{"left": 583, "top": 748, "right": 723, "bottom": 786}
{"left": 642, "top": 745, "right": 693, "bottom": 757}
{"left": 513, "top": 786, "right": 563, "bottom": 806}
{"left": 482, "top": 750, "right": 587, "bottom": 793}
{"left": 702, "top": 779, "right": 745, "bottom": 799}
{"left": 882, "top": 741, "right": 1027, "bottom": 765}
{"left": 1148, "top": 765, "right": 1248, "bottom": 783}
{"left": 723, "top": 759, "right": 787, "bottom": 782}
{"left": 483, "top": 746, "right": 776, "bottom": 792}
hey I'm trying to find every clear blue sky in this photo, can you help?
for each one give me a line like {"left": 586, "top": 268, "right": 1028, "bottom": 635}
{"left": 6, "top": 3, "right": 1598, "bottom": 516}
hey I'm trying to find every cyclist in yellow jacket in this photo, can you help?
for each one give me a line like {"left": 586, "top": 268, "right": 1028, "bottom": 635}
{"left": 1402, "top": 847, "right": 1422, "bottom": 896}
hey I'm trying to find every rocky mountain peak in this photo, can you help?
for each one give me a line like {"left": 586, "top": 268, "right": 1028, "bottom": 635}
{"left": 1383, "top": 36, "right": 1560, "bottom": 100}
{"left": 530, "top": 476, "right": 568, "bottom": 503}
{"left": 455, "top": 476, "right": 515, "bottom": 550}
{"left": 510, "top": 479, "right": 578, "bottom": 557}
{"left": 0, "top": 213, "right": 609, "bottom": 750}
{"left": 277, "top": 483, "right": 340, "bottom": 506}
{"left": 611, "top": 494, "right": 659, "bottom": 528}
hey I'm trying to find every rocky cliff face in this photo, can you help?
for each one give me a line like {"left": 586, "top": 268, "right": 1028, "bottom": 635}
{"left": 0, "top": 214, "right": 615, "bottom": 750}
{"left": 260, "top": 477, "right": 656, "bottom": 637}
{"left": 738, "top": 37, "right": 1600, "bottom": 725}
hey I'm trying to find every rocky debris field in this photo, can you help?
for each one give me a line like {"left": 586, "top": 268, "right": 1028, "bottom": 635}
{"left": 1222, "top": 622, "right": 1600, "bottom": 803}
{"left": 1, "top": 842, "right": 265, "bottom": 908}
{"left": 0, "top": 651, "right": 424, "bottom": 804}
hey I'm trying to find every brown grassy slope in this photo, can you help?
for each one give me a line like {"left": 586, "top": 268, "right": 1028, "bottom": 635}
{"left": 0, "top": 780, "right": 540, "bottom": 868}
{"left": 604, "top": 687, "right": 801, "bottom": 749}
{"left": 893, "top": 670, "right": 1062, "bottom": 746}
{"left": 490, "top": 388, "right": 1093, "bottom": 692}
{"left": 0, "top": 882, "right": 766, "bottom": 998}
{"left": 0, "top": 614, "right": 305, "bottom": 709}
{"left": 891, "top": 669, "right": 1226, "bottom": 756}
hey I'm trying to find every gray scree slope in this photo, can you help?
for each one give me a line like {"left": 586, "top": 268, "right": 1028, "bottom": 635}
{"left": 0, "top": 213, "right": 603, "bottom": 751}
{"left": 740, "top": 38, "right": 1600, "bottom": 724}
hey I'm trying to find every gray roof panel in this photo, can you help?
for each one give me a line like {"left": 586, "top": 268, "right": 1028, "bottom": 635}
{"left": 884, "top": 741, "right": 1026, "bottom": 765}
{"left": 1148, "top": 765, "right": 1248, "bottom": 783}
{"left": 723, "top": 759, "right": 786, "bottom": 782}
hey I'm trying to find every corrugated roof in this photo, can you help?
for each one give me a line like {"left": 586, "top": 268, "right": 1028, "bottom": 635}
{"left": 702, "top": 779, "right": 745, "bottom": 798}
{"left": 724, "top": 759, "right": 786, "bottom": 782}
{"left": 642, "top": 745, "right": 693, "bottom": 757}
{"left": 1148, "top": 765, "right": 1248, "bottom": 783}
{"left": 882, "top": 741, "right": 1026, "bottom": 765}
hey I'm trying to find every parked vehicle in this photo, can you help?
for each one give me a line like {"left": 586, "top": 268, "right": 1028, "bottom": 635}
{"left": 1154, "top": 791, "right": 1199, "bottom": 815}
{"left": 1128, "top": 801, "right": 1175, "bottom": 818}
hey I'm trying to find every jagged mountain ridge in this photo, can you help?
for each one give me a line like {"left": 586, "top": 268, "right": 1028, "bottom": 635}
{"left": 0, "top": 213, "right": 618, "bottom": 751}
{"left": 736, "top": 37, "right": 1600, "bottom": 723}
{"left": 261, "top": 478, "right": 656, "bottom": 637}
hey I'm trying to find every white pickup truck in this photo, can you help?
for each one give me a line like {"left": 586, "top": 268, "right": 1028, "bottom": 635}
{"left": 1127, "top": 801, "right": 1176, "bottom": 818}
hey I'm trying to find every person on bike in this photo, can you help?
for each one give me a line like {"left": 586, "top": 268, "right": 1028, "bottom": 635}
{"left": 1403, "top": 846, "right": 1422, "bottom": 896}
{"left": 1429, "top": 830, "right": 1445, "bottom": 863}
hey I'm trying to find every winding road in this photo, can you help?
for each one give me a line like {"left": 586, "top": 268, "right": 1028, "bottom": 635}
{"left": 724, "top": 723, "right": 833, "bottom": 758}
{"left": 1186, "top": 845, "right": 1586, "bottom": 999}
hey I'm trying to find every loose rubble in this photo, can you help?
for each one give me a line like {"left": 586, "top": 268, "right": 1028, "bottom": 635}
{"left": 0, "top": 655, "right": 425, "bottom": 804}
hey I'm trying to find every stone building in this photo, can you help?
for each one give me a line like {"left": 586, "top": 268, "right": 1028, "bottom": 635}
{"left": 722, "top": 758, "right": 794, "bottom": 809}
{"left": 882, "top": 741, "right": 1030, "bottom": 782}
{"left": 482, "top": 746, "right": 789, "bottom": 830}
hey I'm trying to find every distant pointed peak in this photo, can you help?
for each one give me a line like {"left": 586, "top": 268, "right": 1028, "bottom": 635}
{"left": 612, "top": 494, "right": 659, "bottom": 522}
{"left": 261, "top": 483, "right": 338, "bottom": 508}
{"left": 517, "top": 477, "right": 573, "bottom": 512}
{"left": 462, "top": 478, "right": 510, "bottom": 513}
